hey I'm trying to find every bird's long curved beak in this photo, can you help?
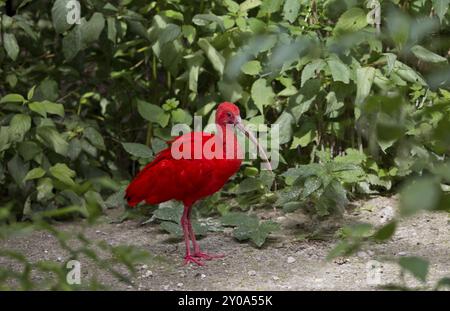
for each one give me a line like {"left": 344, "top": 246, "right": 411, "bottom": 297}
{"left": 235, "top": 117, "right": 273, "bottom": 172}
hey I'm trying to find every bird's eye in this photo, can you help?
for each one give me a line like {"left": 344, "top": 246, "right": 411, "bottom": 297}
{"left": 227, "top": 112, "right": 233, "bottom": 118}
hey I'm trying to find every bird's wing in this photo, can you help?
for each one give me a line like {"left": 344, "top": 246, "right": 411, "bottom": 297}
{"left": 125, "top": 132, "right": 217, "bottom": 206}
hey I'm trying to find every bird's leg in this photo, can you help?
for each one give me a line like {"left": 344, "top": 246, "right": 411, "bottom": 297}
{"left": 181, "top": 205, "right": 203, "bottom": 266}
{"left": 187, "top": 207, "right": 224, "bottom": 261}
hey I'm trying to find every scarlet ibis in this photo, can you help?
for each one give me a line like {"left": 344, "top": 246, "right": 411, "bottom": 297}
{"left": 125, "top": 102, "right": 272, "bottom": 266}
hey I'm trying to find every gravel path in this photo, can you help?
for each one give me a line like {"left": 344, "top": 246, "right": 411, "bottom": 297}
{"left": 1, "top": 196, "right": 449, "bottom": 290}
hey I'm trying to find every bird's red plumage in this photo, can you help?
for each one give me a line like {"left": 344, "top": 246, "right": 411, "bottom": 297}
{"left": 125, "top": 131, "right": 242, "bottom": 207}
{"left": 125, "top": 102, "right": 252, "bottom": 265}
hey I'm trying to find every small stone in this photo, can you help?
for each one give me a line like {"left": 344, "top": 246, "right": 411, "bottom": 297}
{"left": 272, "top": 276, "right": 280, "bottom": 281}
{"left": 274, "top": 242, "right": 285, "bottom": 248}
{"left": 44, "top": 250, "right": 48, "bottom": 254}
{"left": 333, "top": 257, "right": 349, "bottom": 265}
{"left": 143, "top": 270, "right": 153, "bottom": 277}
{"left": 57, "top": 257, "right": 62, "bottom": 262}
{"left": 276, "top": 216, "right": 286, "bottom": 222}
{"left": 287, "top": 256, "right": 296, "bottom": 264}
{"left": 177, "top": 283, "right": 184, "bottom": 287}
{"left": 357, "top": 251, "right": 368, "bottom": 259}
{"left": 141, "top": 264, "right": 148, "bottom": 270}
{"left": 200, "top": 273, "right": 206, "bottom": 279}
{"left": 398, "top": 251, "right": 407, "bottom": 256}
{"left": 163, "top": 285, "right": 170, "bottom": 290}
{"left": 248, "top": 270, "right": 257, "bottom": 276}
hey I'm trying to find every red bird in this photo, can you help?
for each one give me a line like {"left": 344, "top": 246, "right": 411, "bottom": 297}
{"left": 125, "top": 102, "right": 271, "bottom": 266}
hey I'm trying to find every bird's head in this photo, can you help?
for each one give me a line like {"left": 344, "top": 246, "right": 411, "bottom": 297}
{"left": 215, "top": 102, "right": 241, "bottom": 126}
{"left": 215, "top": 102, "right": 273, "bottom": 172}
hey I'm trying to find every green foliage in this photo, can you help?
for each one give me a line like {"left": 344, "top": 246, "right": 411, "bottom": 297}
{"left": 221, "top": 212, "right": 280, "bottom": 247}
{"left": 1, "top": 0, "right": 450, "bottom": 289}
{"left": 151, "top": 201, "right": 209, "bottom": 237}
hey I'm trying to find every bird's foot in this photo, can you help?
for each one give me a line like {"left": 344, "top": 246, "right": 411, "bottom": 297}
{"left": 184, "top": 255, "right": 204, "bottom": 266}
{"left": 193, "top": 252, "right": 225, "bottom": 261}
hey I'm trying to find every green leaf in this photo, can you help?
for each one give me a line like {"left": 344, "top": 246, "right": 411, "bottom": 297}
{"left": 198, "top": 38, "right": 225, "bottom": 76}
{"left": 327, "top": 55, "right": 350, "bottom": 84}
{"left": 302, "top": 176, "right": 322, "bottom": 198}
{"left": 0, "top": 126, "right": 10, "bottom": 152}
{"left": 0, "top": 94, "right": 24, "bottom": 104}
{"left": 326, "top": 240, "right": 360, "bottom": 260}
{"left": 399, "top": 256, "right": 429, "bottom": 282}
{"left": 274, "top": 111, "right": 294, "bottom": 144}
{"left": 301, "top": 60, "right": 325, "bottom": 86}
{"left": 158, "top": 24, "right": 181, "bottom": 45}
{"left": 136, "top": 99, "right": 168, "bottom": 127}
{"left": 224, "top": 0, "right": 240, "bottom": 13}
{"left": 193, "top": 14, "right": 224, "bottom": 30}
{"left": 259, "top": 0, "right": 283, "bottom": 15}
{"left": 373, "top": 221, "right": 397, "bottom": 241}
{"left": 27, "top": 86, "right": 36, "bottom": 101}
{"left": 222, "top": 212, "right": 279, "bottom": 247}
{"left": 182, "top": 25, "right": 196, "bottom": 44}
{"left": 316, "top": 180, "right": 348, "bottom": 215}
{"left": 411, "top": 45, "right": 447, "bottom": 63}
{"left": 83, "top": 127, "right": 105, "bottom": 150}
{"left": 241, "top": 60, "right": 262, "bottom": 75}
{"left": 23, "top": 167, "right": 46, "bottom": 182}
{"left": 244, "top": 167, "right": 259, "bottom": 177}
{"left": 106, "top": 16, "right": 117, "bottom": 43}
{"left": 37, "top": 178, "right": 54, "bottom": 201}
{"left": 171, "top": 108, "right": 192, "bottom": 125}
{"left": 251, "top": 78, "right": 275, "bottom": 115}
{"left": 154, "top": 202, "right": 183, "bottom": 223}
{"left": 28, "top": 101, "right": 64, "bottom": 118}
{"left": 400, "top": 177, "right": 441, "bottom": 217}
{"left": 435, "top": 277, "right": 450, "bottom": 290}
{"left": 291, "top": 121, "right": 317, "bottom": 148}
{"left": 62, "top": 25, "right": 82, "bottom": 61}
{"left": 433, "top": 0, "right": 450, "bottom": 23}
{"left": 240, "top": 0, "right": 262, "bottom": 12}
{"left": 80, "top": 13, "right": 105, "bottom": 45}
{"left": 394, "top": 61, "right": 427, "bottom": 86}
{"left": 160, "top": 221, "right": 183, "bottom": 237}
{"left": 3, "top": 33, "right": 19, "bottom": 60}
{"left": 237, "top": 178, "right": 262, "bottom": 194}
{"left": 49, "top": 163, "right": 76, "bottom": 186}
{"left": 51, "top": 0, "right": 73, "bottom": 34}
{"left": 36, "top": 126, "right": 69, "bottom": 156}
{"left": 33, "top": 79, "right": 59, "bottom": 102}
{"left": 355, "top": 67, "right": 375, "bottom": 106}
{"left": 283, "top": 0, "right": 300, "bottom": 23}
{"left": 17, "top": 141, "right": 40, "bottom": 161}
{"left": 7, "top": 155, "right": 28, "bottom": 187}
{"left": 121, "top": 142, "right": 153, "bottom": 158}
{"left": 334, "top": 7, "right": 368, "bottom": 34}
{"left": 218, "top": 80, "right": 243, "bottom": 102}
{"left": 185, "top": 51, "right": 204, "bottom": 93}
{"left": 9, "top": 114, "right": 31, "bottom": 142}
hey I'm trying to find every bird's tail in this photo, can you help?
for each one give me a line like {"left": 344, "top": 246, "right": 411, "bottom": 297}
{"left": 124, "top": 151, "right": 171, "bottom": 207}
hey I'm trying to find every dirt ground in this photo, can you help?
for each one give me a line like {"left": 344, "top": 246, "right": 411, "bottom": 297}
{"left": 1, "top": 196, "right": 449, "bottom": 290}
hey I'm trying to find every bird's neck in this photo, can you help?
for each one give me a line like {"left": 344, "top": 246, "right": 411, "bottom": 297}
{"left": 215, "top": 123, "right": 241, "bottom": 159}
